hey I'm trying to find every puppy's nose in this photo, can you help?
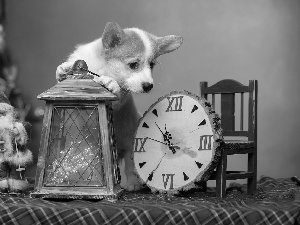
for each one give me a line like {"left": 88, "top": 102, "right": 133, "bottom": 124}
{"left": 142, "top": 82, "right": 153, "bottom": 93}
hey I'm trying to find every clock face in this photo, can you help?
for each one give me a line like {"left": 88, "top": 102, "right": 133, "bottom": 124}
{"left": 133, "top": 91, "right": 222, "bottom": 193}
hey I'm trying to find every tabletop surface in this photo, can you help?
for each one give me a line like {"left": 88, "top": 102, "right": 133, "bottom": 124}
{"left": 0, "top": 176, "right": 300, "bottom": 225}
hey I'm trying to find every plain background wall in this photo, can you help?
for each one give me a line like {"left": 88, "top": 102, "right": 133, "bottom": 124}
{"left": 4, "top": 0, "right": 300, "bottom": 179}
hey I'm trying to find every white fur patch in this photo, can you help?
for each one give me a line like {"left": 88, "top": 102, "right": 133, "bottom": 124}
{"left": 0, "top": 179, "right": 8, "bottom": 190}
{"left": 129, "top": 28, "right": 152, "bottom": 60}
{"left": 8, "top": 178, "right": 29, "bottom": 191}
{"left": 13, "top": 122, "right": 28, "bottom": 146}
{"left": 7, "top": 149, "right": 32, "bottom": 166}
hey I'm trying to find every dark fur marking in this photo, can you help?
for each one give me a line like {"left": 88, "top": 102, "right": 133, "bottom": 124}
{"left": 105, "top": 30, "right": 147, "bottom": 61}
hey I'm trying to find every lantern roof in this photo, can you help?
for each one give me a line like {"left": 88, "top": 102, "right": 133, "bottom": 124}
{"left": 37, "top": 79, "right": 118, "bottom": 101}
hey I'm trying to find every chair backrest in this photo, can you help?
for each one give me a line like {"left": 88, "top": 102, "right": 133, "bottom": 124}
{"left": 200, "top": 79, "right": 257, "bottom": 142}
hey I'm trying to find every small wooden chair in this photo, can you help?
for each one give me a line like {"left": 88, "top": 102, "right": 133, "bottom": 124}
{"left": 200, "top": 79, "right": 258, "bottom": 198}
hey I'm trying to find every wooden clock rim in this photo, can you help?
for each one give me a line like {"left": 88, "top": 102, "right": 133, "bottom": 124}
{"left": 132, "top": 90, "right": 223, "bottom": 194}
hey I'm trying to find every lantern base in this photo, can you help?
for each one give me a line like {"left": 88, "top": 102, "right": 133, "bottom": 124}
{"left": 30, "top": 185, "right": 124, "bottom": 201}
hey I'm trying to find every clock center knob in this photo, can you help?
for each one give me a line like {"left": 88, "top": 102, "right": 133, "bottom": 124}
{"left": 161, "top": 128, "right": 187, "bottom": 159}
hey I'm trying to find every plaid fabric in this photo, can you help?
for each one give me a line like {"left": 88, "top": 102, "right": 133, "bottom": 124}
{"left": 0, "top": 176, "right": 299, "bottom": 225}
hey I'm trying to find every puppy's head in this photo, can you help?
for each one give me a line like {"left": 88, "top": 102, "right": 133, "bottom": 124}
{"left": 102, "top": 22, "right": 183, "bottom": 93}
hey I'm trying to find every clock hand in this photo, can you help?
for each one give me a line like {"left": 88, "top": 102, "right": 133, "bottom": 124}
{"left": 181, "top": 147, "right": 197, "bottom": 158}
{"left": 155, "top": 122, "right": 170, "bottom": 142}
{"left": 146, "top": 137, "right": 180, "bottom": 149}
{"left": 189, "top": 128, "right": 200, "bottom": 134}
{"left": 169, "top": 144, "right": 177, "bottom": 154}
{"left": 162, "top": 125, "right": 177, "bottom": 153}
{"left": 146, "top": 153, "right": 166, "bottom": 183}
{"left": 155, "top": 122, "right": 164, "bottom": 136}
{"left": 153, "top": 123, "right": 177, "bottom": 154}
{"left": 164, "top": 124, "right": 172, "bottom": 140}
{"left": 190, "top": 119, "right": 207, "bottom": 133}
{"left": 155, "top": 122, "right": 173, "bottom": 142}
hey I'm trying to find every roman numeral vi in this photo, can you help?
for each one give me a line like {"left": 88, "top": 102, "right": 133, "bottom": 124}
{"left": 162, "top": 174, "right": 175, "bottom": 189}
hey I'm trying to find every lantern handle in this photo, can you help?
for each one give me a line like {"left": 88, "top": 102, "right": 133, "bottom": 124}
{"left": 72, "top": 60, "right": 101, "bottom": 77}
{"left": 73, "top": 60, "right": 101, "bottom": 78}
{"left": 71, "top": 60, "right": 114, "bottom": 94}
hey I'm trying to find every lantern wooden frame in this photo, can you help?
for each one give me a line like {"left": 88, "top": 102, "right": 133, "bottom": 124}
{"left": 31, "top": 79, "right": 123, "bottom": 200}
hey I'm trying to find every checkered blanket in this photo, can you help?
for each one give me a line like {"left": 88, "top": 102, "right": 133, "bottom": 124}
{"left": 0, "top": 176, "right": 300, "bottom": 225}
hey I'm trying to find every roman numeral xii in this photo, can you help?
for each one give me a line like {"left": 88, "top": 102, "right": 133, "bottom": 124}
{"left": 166, "top": 96, "right": 183, "bottom": 112}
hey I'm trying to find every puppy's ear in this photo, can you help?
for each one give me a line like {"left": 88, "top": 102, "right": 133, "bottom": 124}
{"left": 102, "top": 22, "right": 125, "bottom": 49}
{"left": 155, "top": 35, "right": 183, "bottom": 57}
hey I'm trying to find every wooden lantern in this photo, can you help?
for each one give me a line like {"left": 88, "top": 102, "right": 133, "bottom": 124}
{"left": 31, "top": 78, "right": 123, "bottom": 200}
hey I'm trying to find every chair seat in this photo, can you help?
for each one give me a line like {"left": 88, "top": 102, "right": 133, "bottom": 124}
{"left": 223, "top": 140, "right": 255, "bottom": 149}
{"left": 209, "top": 171, "right": 254, "bottom": 180}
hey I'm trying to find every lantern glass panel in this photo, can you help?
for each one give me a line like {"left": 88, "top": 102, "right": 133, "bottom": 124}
{"left": 44, "top": 105, "right": 106, "bottom": 187}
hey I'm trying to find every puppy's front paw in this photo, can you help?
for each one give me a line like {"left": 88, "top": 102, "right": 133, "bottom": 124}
{"left": 56, "top": 62, "right": 73, "bottom": 82}
{"left": 122, "top": 174, "right": 142, "bottom": 191}
{"left": 93, "top": 76, "right": 121, "bottom": 96}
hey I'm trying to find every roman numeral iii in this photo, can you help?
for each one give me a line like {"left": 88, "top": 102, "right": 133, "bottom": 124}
{"left": 198, "top": 135, "right": 213, "bottom": 150}
{"left": 134, "top": 137, "right": 148, "bottom": 152}
{"left": 166, "top": 96, "right": 183, "bottom": 112}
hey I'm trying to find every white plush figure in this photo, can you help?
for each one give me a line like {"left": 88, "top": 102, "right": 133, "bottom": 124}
{"left": 0, "top": 92, "right": 32, "bottom": 192}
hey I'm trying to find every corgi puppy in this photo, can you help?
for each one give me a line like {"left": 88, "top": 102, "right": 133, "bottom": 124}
{"left": 56, "top": 22, "right": 183, "bottom": 191}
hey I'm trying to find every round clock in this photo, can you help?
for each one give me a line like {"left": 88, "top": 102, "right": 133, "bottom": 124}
{"left": 133, "top": 90, "right": 223, "bottom": 194}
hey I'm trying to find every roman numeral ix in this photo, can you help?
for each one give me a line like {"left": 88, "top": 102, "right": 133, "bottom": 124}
{"left": 166, "top": 96, "right": 183, "bottom": 112}
{"left": 134, "top": 137, "right": 148, "bottom": 152}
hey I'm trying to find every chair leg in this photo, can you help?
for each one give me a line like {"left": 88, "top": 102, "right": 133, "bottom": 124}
{"left": 201, "top": 181, "right": 208, "bottom": 192}
{"left": 247, "top": 151, "right": 257, "bottom": 195}
{"left": 216, "top": 150, "right": 227, "bottom": 198}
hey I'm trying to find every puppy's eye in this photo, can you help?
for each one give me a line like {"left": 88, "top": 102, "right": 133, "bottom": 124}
{"left": 149, "top": 61, "right": 156, "bottom": 70}
{"left": 128, "top": 62, "right": 139, "bottom": 70}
